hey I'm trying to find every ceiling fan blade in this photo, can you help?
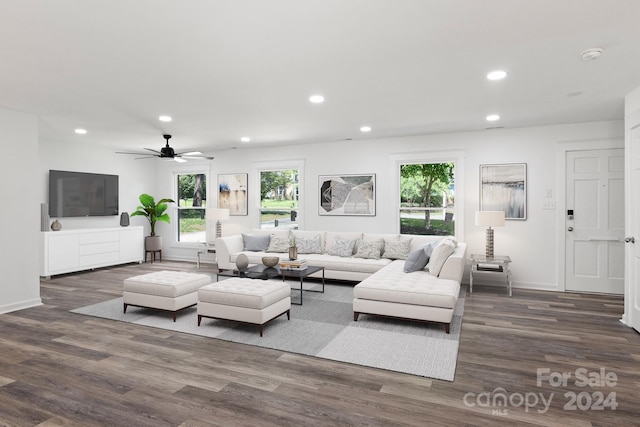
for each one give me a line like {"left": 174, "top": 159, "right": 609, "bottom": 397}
{"left": 180, "top": 155, "right": 215, "bottom": 160}
{"left": 116, "top": 151, "right": 149, "bottom": 155}
{"left": 144, "top": 148, "right": 162, "bottom": 154}
{"left": 134, "top": 156, "right": 158, "bottom": 160}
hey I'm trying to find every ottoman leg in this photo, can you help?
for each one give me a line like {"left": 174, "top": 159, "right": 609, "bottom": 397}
{"left": 198, "top": 315, "right": 202, "bottom": 326}
{"left": 124, "top": 303, "right": 128, "bottom": 313}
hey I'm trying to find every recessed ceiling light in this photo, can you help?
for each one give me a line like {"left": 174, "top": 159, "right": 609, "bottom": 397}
{"left": 581, "top": 48, "right": 603, "bottom": 61}
{"left": 486, "top": 114, "right": 500, "bottom": 122}
{"left": 487, "top": 70, "right": 507, "bottom": 81}
{"left": 159, "top": 115, "right": 172, "bottom": 122}
{"left": 309, "top": 95, "right": 325, "bottom": 103}
{"left": 74, "top": 128, "right": 87, "bottom": 134}
{"left": 241, "top": 137, "right": 251, "bottom": 143}
{"left": 360, "top": 126, "right": 372, "bottom": 132}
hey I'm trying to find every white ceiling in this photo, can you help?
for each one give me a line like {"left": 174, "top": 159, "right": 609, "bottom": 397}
{"left": 2, "top": 0, "right": 640, "bottom": 155}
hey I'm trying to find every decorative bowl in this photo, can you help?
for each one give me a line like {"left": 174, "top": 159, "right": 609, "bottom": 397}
{"left": 262, "top": 256, "right": 279, "bottom": 268}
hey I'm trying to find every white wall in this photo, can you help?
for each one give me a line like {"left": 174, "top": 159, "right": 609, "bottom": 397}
{"left": 34, "top": 119, "right": 623, "bottom": 292}
{"left": 0, "top": 107, "right": 41, "bottom": 313}
{"left": 157, "top": 120, "right": 623, "bottom": 291}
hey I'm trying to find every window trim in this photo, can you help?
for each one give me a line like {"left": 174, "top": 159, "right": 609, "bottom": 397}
{"left": 172, "top": 167, "right": 210, "bottom": 246}
{"left": 251, "top": 159, "right": 305, "bottom": 230}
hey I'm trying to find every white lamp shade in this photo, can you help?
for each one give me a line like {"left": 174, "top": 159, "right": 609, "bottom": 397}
{"left": 475, "top": 210, "right": 505, "bottom": 227}
{"left": 207, "top": 208, "right": 230, "bottom": 221}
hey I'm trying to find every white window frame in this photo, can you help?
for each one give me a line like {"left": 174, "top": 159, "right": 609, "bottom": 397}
{"left": 172, "top": 166, "right": 210, "bottom": 246}
{"left": 251, "top": 159, "right": 305, "bottom": 230}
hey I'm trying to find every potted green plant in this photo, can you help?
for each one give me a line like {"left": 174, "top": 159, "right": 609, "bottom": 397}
{"left": 130, "top": 193, "right": 175, "bottom": 251}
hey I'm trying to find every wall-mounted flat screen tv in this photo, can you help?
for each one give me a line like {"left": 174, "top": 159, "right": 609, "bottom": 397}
{"left": 48, "top": 170, "right": 119, "bottom": 217}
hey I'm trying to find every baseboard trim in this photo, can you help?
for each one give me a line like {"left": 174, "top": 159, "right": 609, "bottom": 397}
{"left": 0, "top": 298, "right": 43, "bottom": 314}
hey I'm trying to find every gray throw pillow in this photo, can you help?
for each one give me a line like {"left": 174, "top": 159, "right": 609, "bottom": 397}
{"left": 242, "top": 233, "right": 270, "bottom": 251}
{"left": 404, "top": 246, "right": 429, "bottom": 272}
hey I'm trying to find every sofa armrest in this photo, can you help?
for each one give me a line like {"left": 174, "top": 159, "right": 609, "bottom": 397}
{"left": 438, "top": 243, "right": 467, "bottom": 283}
{"left": 215, "top": 235, "right": 244, "bottom": 269}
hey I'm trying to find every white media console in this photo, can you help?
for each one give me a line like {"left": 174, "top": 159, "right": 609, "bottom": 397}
{"left": 40, "top": 226, "right": 144, "bottom": 278}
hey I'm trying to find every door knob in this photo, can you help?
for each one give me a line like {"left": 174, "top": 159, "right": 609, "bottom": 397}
{"left": 625, "top": 237, "right": 636, "bottom": 243}
{"left": 568, "top": 227, "right": 574, "bottom": 231}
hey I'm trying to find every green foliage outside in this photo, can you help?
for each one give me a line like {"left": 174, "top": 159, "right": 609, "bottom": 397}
{"left": 178, "top": 174, "right": 206, "bottom": 207}
{"left": 400, "top": 163, "right": 455, "bottom": 233}
{"left": 260, "top": 170, "right": 298, "bottom": 205}
{"left": 401, "top": 218, "right": 454, "bottom": 235}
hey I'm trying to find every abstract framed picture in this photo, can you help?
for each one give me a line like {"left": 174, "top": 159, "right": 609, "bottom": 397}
{"left": 218, "top": 173, "right": 248, "bottom": 215}
{"left": 480, "top": 163, "right": 527, "bottom": 220}
{"left": 319, "top": 174, "right": 376, "bottom": 216}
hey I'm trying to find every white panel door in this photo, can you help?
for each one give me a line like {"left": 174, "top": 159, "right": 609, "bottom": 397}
{"left": 566, "top": 149, "right": 625, "bottom": 294}
{"left": 626, "top": 111, "right": 640, "bottom": 332}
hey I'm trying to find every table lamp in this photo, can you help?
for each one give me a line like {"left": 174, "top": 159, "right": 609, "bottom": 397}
{"left": 475, "top": 210, "right": 505, "bottom": 258}
{"left": 207, "top": 208, "right": 230, "bottom": 239}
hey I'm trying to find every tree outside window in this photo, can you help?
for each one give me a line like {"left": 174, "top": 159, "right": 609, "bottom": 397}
{"left": 400, "top": 163, "right": 455, "bottom": 235}
{"left": 176, "top": 173, "right": 207, "bottom": 242}
{"left": 260, "top": 169, "right": 299, "bottom": 229}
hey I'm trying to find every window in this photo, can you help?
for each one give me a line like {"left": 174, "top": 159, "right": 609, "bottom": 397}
{"left": 176, "top": 173, "right": 207, "bottom": 242}
{"left": 399, "top": 162, "right": 455, "bottom": 235}
{"left": 259, "top": 169, "right": 299, "bottom": 229}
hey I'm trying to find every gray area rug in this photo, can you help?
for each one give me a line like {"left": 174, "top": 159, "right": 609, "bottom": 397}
{"left": 72, "top": 281, "right": 465, "bottom": 381}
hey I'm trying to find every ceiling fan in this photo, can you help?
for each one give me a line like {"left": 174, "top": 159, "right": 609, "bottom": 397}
{"left": 116, "top": 134, "right": 214, "bottom": 162}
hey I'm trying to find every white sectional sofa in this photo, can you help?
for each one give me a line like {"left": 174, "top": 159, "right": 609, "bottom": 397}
{"left": 215, "top": 229, "right": 467, "bottom": 332}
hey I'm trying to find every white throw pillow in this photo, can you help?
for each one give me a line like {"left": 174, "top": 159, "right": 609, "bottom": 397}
{"left": 382, "top": 238, "right": 412, "bottom": 260}
{"left": 354, "top": 239, "right": 384, "bottom": 260}
{"left": 327, "top": 236, "right": 358, "bottom": 257}
{"left": 296, "top": 234, "right": 323, "bottom": 254}
{"left": 266, "top": 235, "right": 290, "bottom": 253}
{"left": 427, "top": 239, "right": 456, "bottom": 276}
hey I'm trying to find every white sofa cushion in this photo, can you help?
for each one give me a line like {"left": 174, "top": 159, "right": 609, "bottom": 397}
{"left": 427, "top": 238, "right": 457, "bottom": 276}
{"left": 354, "top": 260, "right": 459, "bottom": 309}
{"left": 304, "top": 253, "right": 392, "bottom": 274}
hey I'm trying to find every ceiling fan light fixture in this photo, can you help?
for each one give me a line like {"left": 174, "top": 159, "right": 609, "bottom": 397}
{"left": 158, "top": 115, "right": 172, "bottom": 122}
{"left": 174, "top": 157, "right": 187, "bottom": 163}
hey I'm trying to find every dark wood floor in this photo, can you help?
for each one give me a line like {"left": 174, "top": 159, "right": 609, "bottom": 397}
{"left": 1, "top": 260, "right": 638, "bottom": 426}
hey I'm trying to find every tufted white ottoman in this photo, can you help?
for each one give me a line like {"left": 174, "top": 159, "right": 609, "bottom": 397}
{"left": 123, "top": 270, "right": 211, "bottom": 321}
{"left": 197, "top": 278, "right": 291, "bottom": 336}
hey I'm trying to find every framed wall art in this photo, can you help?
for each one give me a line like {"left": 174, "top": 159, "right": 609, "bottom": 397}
{"left": 480, "top": 163, "right": 527, "bottom": 220}
{"left": 218, "top": 173, "right": 248, "bottom": 215}
{"left": 319, "top": 174, "right": 376, "bottom": 216}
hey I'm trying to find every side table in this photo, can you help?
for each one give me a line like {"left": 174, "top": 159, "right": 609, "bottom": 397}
{"left": 469, "top": 254, "right": 512, "bottom": 296}
{"left": 196, "top": 243, "right": 216, "bottom": 269}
